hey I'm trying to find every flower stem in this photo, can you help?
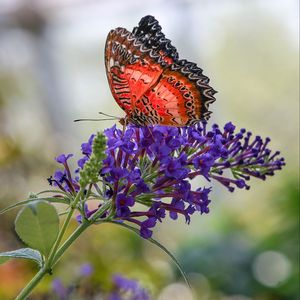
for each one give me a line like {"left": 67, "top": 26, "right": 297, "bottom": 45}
{"left": 46, "top": 189, "right": 84, "bottom": 266}
{"left": 52, "top": 221, "right": 90, "bottom": 267}
{"left": 52, "top": 200, "right": 112, "bottom": 267}
{"left": 15, "top": 267, "right": 47, "bottom": 300}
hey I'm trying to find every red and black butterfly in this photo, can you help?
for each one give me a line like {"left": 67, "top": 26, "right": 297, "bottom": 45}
{"left": 105, "top": 15, "right": 216, "bottom": 127}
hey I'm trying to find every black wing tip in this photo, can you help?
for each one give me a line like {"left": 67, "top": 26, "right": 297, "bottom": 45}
{"left": 138, "top": 15, "right": 158, "bottom": 25}
{"left": 132, "top": 15, "right": 179, "bottom": 63}
{"left": 170, "top": 59, "right": 217, "bottom": 119}
{"left": 133, "top": 15, "right": 161, "bottom": 34}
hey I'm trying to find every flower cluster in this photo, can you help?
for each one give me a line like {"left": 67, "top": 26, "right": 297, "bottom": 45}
{"left": 49, "top": 122, "right": 285, "bottom": 238}
{"left": 109, "top": 274, "right": 150, "bottom": 300}
{"left": 52, "top": 265, "right": 149, "bottom": 300}
{"left": 52, "top": 263, "right": 94, "bottom": 299}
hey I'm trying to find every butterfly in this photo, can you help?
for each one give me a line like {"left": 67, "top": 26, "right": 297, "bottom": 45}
{"left": 105, "top": 15, "right": 216, "bottom": 127}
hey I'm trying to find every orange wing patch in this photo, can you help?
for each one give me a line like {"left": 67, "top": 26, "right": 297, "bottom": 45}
{"left": 124, "top": 62, "right": 162, "bottom": 102}
{"left": 134, "top": 70, "right": 202, "bottom": 126}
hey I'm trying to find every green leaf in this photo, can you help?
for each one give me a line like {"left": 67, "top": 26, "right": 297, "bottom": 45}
{"left": 0, "top": 248, "right": 43, "bottom": 267}
{"left": 0, "top": 197, "right": 70, "bottom": 215}
{"left": 108, "top": 221, "right": 191, "bottom": 289}
{"left": 15, "top": 201, "right": 59, "bottom": 257}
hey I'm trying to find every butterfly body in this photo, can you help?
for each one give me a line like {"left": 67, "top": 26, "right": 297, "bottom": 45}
{"left": 105, "top": 16, "right": 216, "bottom": 126}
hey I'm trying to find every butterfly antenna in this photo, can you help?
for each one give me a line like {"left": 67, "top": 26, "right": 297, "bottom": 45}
{"left": 74, "top": 118, "right": 116, "bottom": 122}
{"left": 98, "top": 112, "right": 120, "bottom": 119}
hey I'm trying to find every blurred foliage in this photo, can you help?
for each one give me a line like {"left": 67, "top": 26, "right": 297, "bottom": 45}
{"left": 176, "top": 177, "right": 299, "bottom": 299}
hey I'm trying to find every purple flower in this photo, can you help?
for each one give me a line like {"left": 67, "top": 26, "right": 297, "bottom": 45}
{"left": 108, "top": 293, "right": 122, "bottom": 300}
{"left": 140, "top": 217, "right": 157, "bottom": 239}
{"left": 165, "top": 157, "right": 189, "bottom": 179}
{"left": 168, "top": 199, "right": 185, "bottom": 221}
{"left": 81, "top": 134, "right": 95, "bottom": 156}
{"left": 50, "top": 122, "right": 285, "bottom": 239}
{"left": 76, "top": 203, "right": 98, "bottom": 223}
{"left": 48, "top": 167, "right": 79, "bottom": 193}
{"left": 53, "top": 170, "right": 65, "bottom": 183}
{"left": 55, "top": 154, "right": 73, "bottom": 164}
{"left": 113, "top": 274, "right": 139, "bottom": 290}
{"left": 116, "top": 194, "right": 135, "bottom": 207}
{"left": 77, "top": 156, "right": 89, "bottom": 169}
{"left": 110, "top": 167, "right": 129, "bottom": 182}
{"left": 116, "top": 194, "right": 135, "bottom": 217}
{"left": 112, "top": 274, "right": 151, "bottom": 300}
{"left": 224, "top": 122, "right": 236, "bottom": 133}
{"left": 134, "top": 180, "right": 150, "bottom": 194}
{"left": 149, "top": 202, "right": 166, "bottom": 221}
{"left": 79, "top": 263, "right": 93, "bottom": 277}
{"left": 193, "top": 187, "right": 211, "bottom": 214}
{"left": 193, "top": 153, "right": 215, "bottom": 179}
{"left": 101, "top": 156, "right": 115, "bottom": 175}
{"left": 52, "top": 279, "right": 67, "bottom": 299}
{"left": 128, "top": 169, "right": 142, "bottom": 182}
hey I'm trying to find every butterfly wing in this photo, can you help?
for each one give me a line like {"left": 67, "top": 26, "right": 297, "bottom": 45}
{"left": 134, "top": 59, "right": 216, "bottom": 126}
{"left": 105, "top": 26, "right": 169, "bottom": 116}
{"left": 105, "top": 15, "right": 216, "bottom": 126}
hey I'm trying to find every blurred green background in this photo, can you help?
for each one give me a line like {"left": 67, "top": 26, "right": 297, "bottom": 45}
{"left": 0, "top": 0, "right": 299, "bottom": 299}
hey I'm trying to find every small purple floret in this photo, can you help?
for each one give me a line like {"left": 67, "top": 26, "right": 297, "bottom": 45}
{"left": 81, "top": 134, "right": 95, "bottom": 156}
{"left": 52, "top": 278, "right": 67, "bottom": 299}
{"left": 55, "top": 154, "right": 73, "bottom": 164}
{"left": 79, "top": 263, "right": 93, "bottom": 277}
{"left": 112, "top": 274, "right": 151, "bottom": 300}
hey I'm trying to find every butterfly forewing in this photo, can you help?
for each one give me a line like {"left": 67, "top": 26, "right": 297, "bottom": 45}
{"left": 105, "top": 28, "right": 163, "bottom": 115}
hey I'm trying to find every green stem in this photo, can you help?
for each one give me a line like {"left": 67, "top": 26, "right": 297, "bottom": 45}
{"left": 52, "top": 200, "right": 112, "bottom": 267}
{"left": 46, "top": 189, "right": 84, "bottom": 266}
{"left": 37, "top": 189, "right": 71, "bottom": 196}
{"left": 52, "top": 221, "right": 90, "bottom": 267}
{"left": 90, "top": 200, "right": 112, "bottom": 222}
{"left": 15, "top": 268, "right": 47, "bottom": 300}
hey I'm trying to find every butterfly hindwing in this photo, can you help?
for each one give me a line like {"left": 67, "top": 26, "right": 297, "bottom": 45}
{"left": 134, "top": 64, "right": 215, "bottom": 126}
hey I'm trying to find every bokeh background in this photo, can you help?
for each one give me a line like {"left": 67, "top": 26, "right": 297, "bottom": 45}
{"left": 0, "top": 0, "right": 299, "bottom": 299}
